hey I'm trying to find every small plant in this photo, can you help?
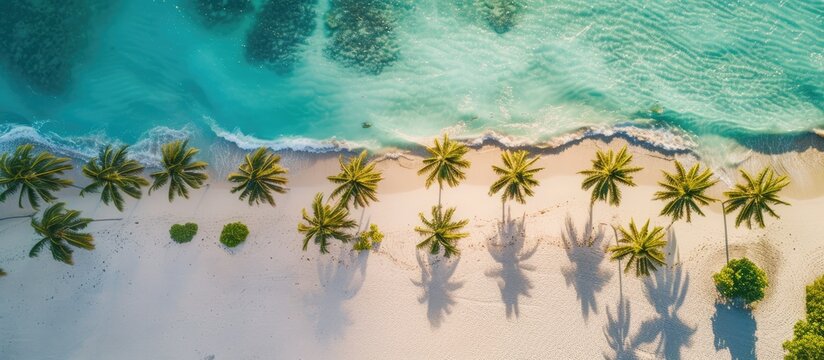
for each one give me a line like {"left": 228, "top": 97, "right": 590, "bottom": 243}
{"left": 169, "top": 223, "right": 198, "bottom": 243}
{"left": 220, "top": 222, "right": 249, "bottom": 248}
{"left": 713, "top": 257, "right": 768, "bottom": 305}
{"left": 353, "top": 224, "right": 384, "bottom": 251}
{"left": 783, "top": 274, "right": 824, "bottom": 359}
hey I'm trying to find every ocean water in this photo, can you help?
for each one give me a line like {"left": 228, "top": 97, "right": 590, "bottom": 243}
{"left": 0, "top": 0, "right": 822, "bottom": 165}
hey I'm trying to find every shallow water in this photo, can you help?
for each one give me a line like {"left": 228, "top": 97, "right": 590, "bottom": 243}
{"left": 0, "top": 0, "right": 822, "bottom": 160}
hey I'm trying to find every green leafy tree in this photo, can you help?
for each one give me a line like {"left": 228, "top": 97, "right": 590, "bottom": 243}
{"left": 80, "top": 145, "right": 149, "bottom": 211}
{"left": 721, "top": 167, "right": 790, "bottom": 262}
{"left": 0, "top": 144, "right": 73, "bottom": 209}
{"left": 353, "top": 224, "right": 384, "bottom": 251}
{"left": 579, "top": 146, "right": 642, "bottom": 206}
{"left": 228, "top": 147, "right": 288, "bottom": 206}
{"left": 713, "top": 257, "right": 768, "bottom": 305}
{"left": 149, "top": 140, "right": 208, "bottom": 201}
{"left": 169, "top": 223, "right": 198, "bottom": 244}
{"left": 489, "top": 150, "right": 543, "bottom": 207}
{"left": 28, "top": 202, "right": 94, "bottom": 265}
{"left": 418, "top": 135, "right": 471, "bottom": 205}
{"left": 298, "top": 193, "right": 357, "bottom": 254}
{"left": 784, "top": 275, "right": 824, "bottom": 359}
{"left": 608, "top": 219, "right": 667, "bottom": 277}
{"left": 220, "top": 222, "right": 250, "bottom": 248}
{"left": 654, "top": 161, "right": 718, "bottom": 223}
{"left": 415, "top": 206, "right": 469, "bottom": 258}
{"left": 328, "top": 150, "right": 382, "bottom": 209}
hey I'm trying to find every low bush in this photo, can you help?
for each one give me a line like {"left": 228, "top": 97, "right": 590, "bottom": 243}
{"left": 170, "top": 223, "right": 198, "bottom": 243}
{"left": 0, "top": 268, "right": 6, "bottom": 277}
{"left": 353, "top": 224, "right": 384, "bottom": 251}
{"left": 713, "top": 257, "right": 768, "bottom": 305}
{"left": 784, "top": 275, "right": 824, "bottom": 359}
{"left": 220, "top": 222, "right": 249, "bottom": 248}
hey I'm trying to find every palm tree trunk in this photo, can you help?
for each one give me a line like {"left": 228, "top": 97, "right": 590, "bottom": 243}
{"left": 92, "top": 218, "right": 124, "bottom": 222}
{"left": 438, "top": 184, "right": 442, "bottom": 208}
{"left": 358, "top": 207, "right": 366, "bottom": 234}
{"left": 722, "top": 200, "right": 730, "bottom": 264}
{"left": 0, "top": 213, "right": 35, "bottom": 222}
{"left": 588, "top": 201, "right": 595, "bottom": 242}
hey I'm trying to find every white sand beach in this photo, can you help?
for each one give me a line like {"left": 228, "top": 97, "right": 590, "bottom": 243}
{"left": 1, "top": 138, "right": 823, "bottom": 359}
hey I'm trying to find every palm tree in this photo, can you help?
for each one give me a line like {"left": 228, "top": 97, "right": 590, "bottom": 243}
{"left": 149, "top": 140, "right": 208, "bottom": 201}
{"left": 228, "top": 147, "right": 288, "bottom": 206}
{"left": 328, "top": 150, "right": 383, "bottom": 209}
{"left": 721, "top": 167, "right": 790, "bottom": 262}
{"left": 653, "top": 161, "right": 718, "bottom": 224}
{"left": 298, "top": 193, "right": 357, "bottom": 254}
{"left": 0, "top": 144, "right": 73, "bottom": 209}
{"left": 608, "top": 219, "right": 667, "bottom": 277}
{"left": 415, "top": 205, "right": 469, "bottom": 258}
{"left": 80, "top": 145, "right": 149, "bottom": 211}
{"left": 489, "top": 150, "right": 543, "bottom": 217}
{"left": 418, "top": 135, "right": 471, "bottom": 206}
{"left": 28, "top": 202, "right": 94, "bottom": 265}
{"left": 579, "top": 146, "right": 642, "bottom": 207}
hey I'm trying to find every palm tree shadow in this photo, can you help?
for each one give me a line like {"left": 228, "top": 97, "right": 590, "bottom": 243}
{"left": 632, "top": 248, "right": 695, "bottom": 360}
{"left": 308, "top": 248, "right": 369, "bottom": 341}
{"left": 561, "top": 213, "right": 610, "bottom": 321}
{"left": 603, "top": 298, "right": 638, "bottom": 360}
{"left": 712, "top": 302, "right": 757, "bottom": 360}
{"left": 411, "top": 252, "right": 464, "bottom": 328}
{"left": 485, "top": 209, "right": 538, "bottom": 318}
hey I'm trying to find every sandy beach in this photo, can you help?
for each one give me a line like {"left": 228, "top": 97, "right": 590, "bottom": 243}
{"left": 1, "top": 137, "right": 823, "bottom": 359}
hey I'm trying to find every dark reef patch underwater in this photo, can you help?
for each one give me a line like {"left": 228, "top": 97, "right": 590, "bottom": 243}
{"left": 0, "top": 0, "right": 106, "bottom": 95}
{"left": 324, "top": 0, "right": 401, "bottom": 75}
{"left": 244, "top": 0, "right": 317, "bottom": 74}
{"left": 478, "top": 0, "right": 522, "bottom": 34}
{"left": 189, "top": 0, "right": 254, "bottom": 28}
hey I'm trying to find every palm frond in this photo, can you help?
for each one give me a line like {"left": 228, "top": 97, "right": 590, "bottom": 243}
{"left": 0, "top": 144, "right": 73, "bottom": 209}
{"left": 723, "top": 167, "right": 790, "bottom": 229}
{"left": 578, "top": 146, "right": 642, "bottom": 206}
{"left": 80, "top": 145, "right": 149, "bottom": 211}
{"left": 297, "top": 193, "right": 357, "bottom": 254}
{"left": 29, "top": 203, "right": 94, "bottom": 265}
{"left": 328, "top": 150, "right": 382, "bottom": 208}
{"left": 417, "top": 135, "right": 471, "bottom": 189}
{"left": 149, "top": 140, "right": 209, "bottom": 202}
{"left": 608, "top": 219, "right": 667, "bottom": 277}
{"left": 653, "top": 161, "right": 718, "bottom": 222}
{"left": 228, "top": 147, "right": 288, "bottom": 206}
{"left": 488, "top": 150, "right": 543, "bottom": 204}
{"left": 415, "top": 205, "right": 469, "bottom": 258}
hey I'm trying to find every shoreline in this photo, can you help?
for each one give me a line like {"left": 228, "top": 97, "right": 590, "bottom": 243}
{"left": 3, "top": 121, "right": 824, "bottom": 168}
{"left": 2, "top": 138, "right": 823, "bottom": 358}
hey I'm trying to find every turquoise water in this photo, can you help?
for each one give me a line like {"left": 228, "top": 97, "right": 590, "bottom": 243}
{"left": 0, "top": 0, "right": 822, "bottom": 162}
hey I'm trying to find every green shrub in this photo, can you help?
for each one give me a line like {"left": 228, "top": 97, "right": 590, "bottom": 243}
{"left": 0, "top": 268, "right": 6, "bottom": 277}
{"left": 784, "top": 275, "right": 824, "bottom": 359}
{"left": 220, "top": 222, "right": 249, "bottom": 248}
{"left": 353, "top": 224, "right": 384, "bottom": 251}
{"left": 713, "top": 257, "right": 768, "bottom": 305}
{"left": 169, "top": 223, "right": 198, "bottom": 243}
